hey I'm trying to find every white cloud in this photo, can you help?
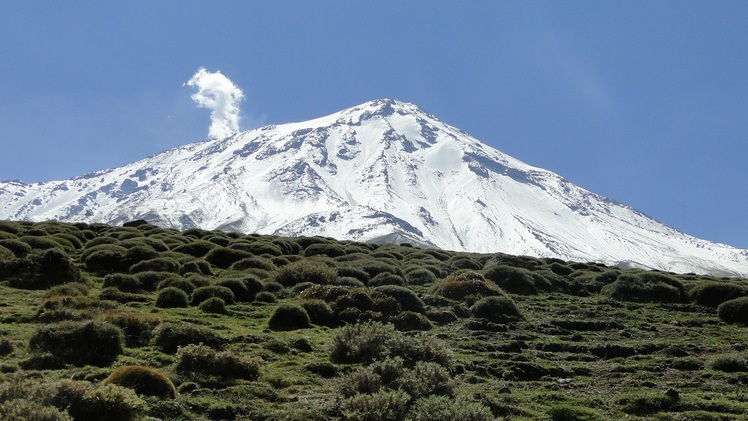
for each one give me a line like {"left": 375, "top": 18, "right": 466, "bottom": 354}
{"left": 185, "top": 67, "right": 244, "bottom": 139}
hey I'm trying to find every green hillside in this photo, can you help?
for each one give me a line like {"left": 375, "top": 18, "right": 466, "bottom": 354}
{"left": 1, "top": 219, "right": 747, "bottom": 420}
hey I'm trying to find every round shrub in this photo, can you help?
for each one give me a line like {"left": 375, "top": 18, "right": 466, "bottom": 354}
{"left": 176, "top": 344, "right": 260, "bottom": 381}
{"left": 340, "top": 389, "right": 409, "bottom": 421}
{"left": 172, "top": 240, "right": 218, "bottom": 257}
{"left": 129, "top": 257, "right": 180, "bottom": 274}
{"left": 19, "top": 235, "right": 63, "bottom": 250}
{"left": 471, "top": 296, "right": 523, "bottom": 323}
{"left": 255, "top": 291, "right": 276, "bottom": 303}
{"left": 157, "top": 277, "right": 196, "bottom": 294}
{"left": 0, "top": 239, "right": 32, "bottom": 257}
{"left": 152, "top": 322, "right": 225, "bottom": 354}
{"left": 407, "top": 395, "right": 494, "bottom": 421}
{"left": 274, "top": 260, "right": 338, "bottom": 287}
{"left": 191, "top": 285, "right": 235, "bottom": 306}
{"left": 102, "top": 274, "right": 142, "bottom": 293}
{"left": 215, "top": 278, "right": 252, "bottom": 301}
{"left": 199, "top": 297, "right": 228, "bottom": 314}
{"left": 708, "top": 353, "right": 748, "bottom": 372}
{"left": 436, "top": 271, "right": 505, "bottom": 302}
{"left": 483, "top": 265, "right": 538, "bottom": 295}
{"left": 134, "top": 271, "right": 180, "bottom": 291}
{"left": 717, "top": 296, "right": 748, "bottom": 325}
{"left": 337, "top": 266, "right": 371, "bottom": 284}
{"left": 102, "top": 365, "right": 176, "bottom": 398}
{"left": 156, "top": 287, "right": 190, "bottom": 308}
{"left": 268, "top": 304, "right": 311, "bottom": 331}
{"left": 246, "top": 241, "right": 284, "bottom": 256}
{"left": 179, "top": 258, "right": 214, "bottom": 276}
{"left": 303, "top": 299, "right": 337, "bottom": 327}
{"left": 303, "top": 243, "right": 346, "bottom": 258}
{"left": 405, "top": 267, "right": 438, "bottom": 285}
{"left": 391, "top": 311, "right": 433, "bottom": 331}
{"left": 368, "top": 272, "right": 406, "bottom": 287}
{"left": 690, "top": 282, "right": 748, "bottom": 308}
{"left": 5, "top": 248, "right": 82, "bottom": 290}
{"left": 29, "top": 320, "right": 124, "bottom": 366}
{"left": 205, "top": 247, "right": 252, "bottom": 269}
{"left": 602, "top": 273, "right": 687, "bottom": 303}
{"left": 102, "top": 311, "right": 160, "bottom": 347}
{"left": 230, "top": 256, "right": 276, "bottom": 271}
{"left": 122, "top": 245, "right": 159, "bottom": 267}
{"left": 374, "top": 285, "right": 426, "bottom": 313}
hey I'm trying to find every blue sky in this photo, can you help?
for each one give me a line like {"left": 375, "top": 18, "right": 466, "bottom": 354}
{"left": 1, "top": 1, "right": 746, "bottom": 249}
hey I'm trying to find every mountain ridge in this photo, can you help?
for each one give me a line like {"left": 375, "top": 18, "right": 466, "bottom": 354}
{"left": 1, "top": 99, "right": 746, "bottom": 276}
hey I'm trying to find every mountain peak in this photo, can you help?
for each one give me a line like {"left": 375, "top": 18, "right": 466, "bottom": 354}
{"left": 1, "top": 100, "right": 746, "bottom": 277}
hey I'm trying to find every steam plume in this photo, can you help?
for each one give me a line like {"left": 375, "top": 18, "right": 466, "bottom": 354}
{"left": 186, "top": 67, "right": 244, "bottom": 139}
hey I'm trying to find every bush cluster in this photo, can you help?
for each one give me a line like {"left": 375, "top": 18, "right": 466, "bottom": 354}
{"left": 176, "top": 344, "right": 261, "bottom": 381}
{"left": 28, "top": 320, "right": 124, "bottom": 367}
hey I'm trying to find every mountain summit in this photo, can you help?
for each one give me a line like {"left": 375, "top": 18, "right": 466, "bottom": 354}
{"left": 1, "top": 99, "right": 746, "bottom": 276}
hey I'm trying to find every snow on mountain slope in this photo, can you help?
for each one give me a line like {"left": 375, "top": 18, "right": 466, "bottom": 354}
{"left": 1, "top": 99, "right": 746, "bottom": 276}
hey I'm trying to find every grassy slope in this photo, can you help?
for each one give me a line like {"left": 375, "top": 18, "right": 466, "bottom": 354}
{"left": 0, "top": 219, "right": 747, "bottom": 420}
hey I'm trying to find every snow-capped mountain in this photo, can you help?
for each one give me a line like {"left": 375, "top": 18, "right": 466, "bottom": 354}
{"left": 1, "top": 99, "right": 746, "bottom": 276}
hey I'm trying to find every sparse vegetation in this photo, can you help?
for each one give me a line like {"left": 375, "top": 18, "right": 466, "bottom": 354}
{"left": 0, "top": 219, "right": 746, "bottom": 420}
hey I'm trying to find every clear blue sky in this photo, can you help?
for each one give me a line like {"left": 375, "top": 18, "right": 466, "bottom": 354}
{"left": 1, "top": 1, "right": 746, "bottom": 249}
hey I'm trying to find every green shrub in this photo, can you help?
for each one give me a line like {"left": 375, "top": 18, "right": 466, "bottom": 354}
{"left": 0, "top": 398, "right": 73, "bottom": 421}
{"left": 341, "top": 389, "right": 410, "bottom": 421}
{"left": 157, "top": 277, "right": 196, "bottom": 294}
{"left": 134, "top": 271, "right": 180, "bottom": 291}
{"left": 81, "top": 245, "right": 129, "bottom": 274}
{"left": 152, "top": 322, "right": 225, "bottom": 354}
{"left": 230, "top": 256, "right": 276, "bottom": 271}
{"left": 179, "top": 258, "right": 214, "bottom": 276}
{"left": 129, "top": 257, "right": 180, "bottom": 274}
{"left": 73, "top": 383, "right": 147, "bottom": 421}
{"left": 102, "top": 273, "right": 142, "bottom": 293}
{"left": 304, "top": 243, "right": 346, "bottom": 257}
{"left": 391, "top": 311, "right": 433, "bottom": 331}
{"left": 274, "top": 260, "right": 338, "bottom": 287}
{"left": 330, "top": 321, "right": 397, "bottom": 364}
{"left": 19, "top": 236, "right": 63, "bottom": 250}
{"left": 483, "top": 265, "right": 538, "bottom": 295}
{"left": 102, "top": 365, "right": 176, "bottom": 398}
{"left": 407, "top": 395, "right": 494, "bottom": 421}
{"left": 374, "top": 285, "right": 426, "bottom": 313}
{"left": 618, "top": 391, "right": 677, "bottom": 416}
{"left": 369, "top": 272, "right": 406, "bottom": 287}
{"left": 404, "top": 267, "right": 438, "bottom": 285}
{"left": 216, "top": 278, "right": 252, "bottom": 301}
{"left": 0, "top": 239, "right": 32, "bottom": 257}
{"left": 156, "top": 287, "right": 190, "bottom": 308}
{"left": 435, "top": 271, "right": 504, "bottom": 302}
{"left": 172, "top": 240, "right": 218, "bottom": 257}
{"left": 268, "top": 303, "right": 311, "bottom": 331}
{"left": 199, "top": 297, "right": 228, "bottom": 314}
{"left": 602, "top": 272, "right": 687, "bottom": 303}
{"left": 99, "top": 287, "right": 149, "bottom": 304}
{"left": 101, "top": 311, "right": 160, "bottom": 347}
{"left": 0, "top": 337, "right": 14, "bottom": 356}
{"left": 205, "top": 247, "right": 252, "bottom": 269}
{"left": 471, "top": 296, "right": 523, "bottom": 323}
{"left": 176, "top": 344, "right": 260, "bottom": 381}
{"left": 690, "top": 282, "right": 748, "bottom": 308}
{"left": 708, "top": 353, "right": 748, "bottom": 372}
{"left": 337, "top": 266, "right": 371, "bottom": 284}
{"left": 191, "top": 285, "right": 235, "bottom": 305}
{"left": 718, "top": 296, "right": 748, "bottom": 324}
{"left": 255, "top": 291, "right": 276, "bottom": 303}
{"left": 302, "top": 299, "right": 337, "bottom": 327}
{"left": 29, "top": 320, "right": 124, "bottom": 366}
{"left": 5, "top": 248, "right": 81, "bottom": 290}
